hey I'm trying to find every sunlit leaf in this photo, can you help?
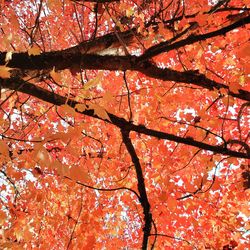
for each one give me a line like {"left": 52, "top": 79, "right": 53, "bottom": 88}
{"left": 84, "top": 73, "right": 102, "bottom": 90}
{"left": 60, "top": 104, "right": 76, "bottom": 116}
{"left": 103, "top": 91, "right": 114, "bottom": 103}
{"left": 0, "top": 65, "right": 11, "bottom": 78}
{"left": 50, "top": 67, "right": 62, "bottom": 82}
{"left": 229, "top": 82, "right": 241, "bottom": 94}
{"left": 28, "top": 45, "right": 41, "bottom": 56}
{"left": 5, "top": 51, "right": 12, "bottom": 62}
{"left": 75, "top": 103, "right": 86, "bottom": 112}
{"left": 89, "top": 103, "right": 111, "bottom": 121}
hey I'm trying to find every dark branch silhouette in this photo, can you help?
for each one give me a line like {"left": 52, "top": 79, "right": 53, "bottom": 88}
{"left": 121, "top": 129, "right": 152, "bottom": 250}
{"left": 139, "top": 15, "right": 250, "bottom": 61}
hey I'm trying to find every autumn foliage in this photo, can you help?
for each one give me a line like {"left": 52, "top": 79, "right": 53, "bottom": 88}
{"left": 0, "top": 0, "right": 250, "bottom": 249}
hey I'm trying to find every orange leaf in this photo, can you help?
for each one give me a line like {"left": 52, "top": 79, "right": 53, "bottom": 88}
{"left": 0, "top": 65, "right": 11, "bottom": 78}
{"left": 75, "top": 103, "right": 86, "bottom": 112}
{"left": 159, "top": 191, "right": 167, "bottom": 202}
{"left": 229, "top": 82, "right": 241, "bottom": 94}
{"left": 68, "top": 166, "right": 89, "bottom": 183}
{"left": 89, "top": 103, "right": 111, "bottom": 121}
{"left": 60, "top": 104, "right": 76, "bottom": 116}
{"left": 167, "top": 196, "right": 177, "bottom": 211}
{"left": 28, "top": 45, "right": 41, "bottom": 56}
{"left": 0, "top": 140, "right": 9, "bottom": 157}
{"left": 0, "top": 210, "right": 7, "bottom": 226}
{"left": 50, "top": 67, "right": 62, "bottom": 82}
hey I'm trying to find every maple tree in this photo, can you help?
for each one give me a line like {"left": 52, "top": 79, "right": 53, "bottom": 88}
{"left": 0, "top": 0, "right": 250, "bottom": 249}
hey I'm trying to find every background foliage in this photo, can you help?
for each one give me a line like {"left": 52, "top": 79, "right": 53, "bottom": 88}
{"left": 0, "top": 0, "right": 249, "bottom": 249}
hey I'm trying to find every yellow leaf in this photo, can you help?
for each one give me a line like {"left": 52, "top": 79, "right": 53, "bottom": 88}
{"left": 224, "top": 57, "right": 236, "bottom": 66}
{"left": 211, "top": 46, "right": 219, "bottom": 53}
{"left": 28, "top": 45, "right": 41, "bottom": 56}
{"left": 75, "top": 103, "right": 86, "bottom": 112}
{"left": 126, "top": 8, "right": 134, "bottom": 17}
{"left": 239, "top": 75, "right": 245, "bottom": 86}
{"left": 50, "top": 67, "right": 61, "bottom": 82}
{"left": 14, "top": 227, "right": 23, "bottom": 241}
{"left": 5, "top": 51, "right": 12, "bottom": 62}
{"left": 0, "top": 66, "right": 11, "bottom": 78}
{"left": 84, "top": 72, "right": 102, "bottom": 90}
{"left": 155, "top": 94, "right": 163, "bottom": 102}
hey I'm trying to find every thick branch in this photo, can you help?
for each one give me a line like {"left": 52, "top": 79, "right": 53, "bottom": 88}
{"left": 0, "top": 53, "right": 134, "bottom": 72}
{"left": 0, "top": 25, "right": 249, "bottom": 102}
{"left": 0, "top": 52, "right": 249, "bottom": 101}
{"left": 0, "top": 29, "right": 136, "bottom": 71}
{"left": 63, "top": 29, "right": 135, "bottom": 54}
{"left": 135, "top": 63, "right": 250, "bottom": 102}
{"left": 121, "top": 129, "right": 152, "bottom": 250}
{"left": 1, "top": 77, "right": 249, "bottom": 159}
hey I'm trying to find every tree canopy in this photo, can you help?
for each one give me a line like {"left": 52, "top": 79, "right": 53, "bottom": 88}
{"left": 0, "top": 0, "right": 249, "bottom": 249}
